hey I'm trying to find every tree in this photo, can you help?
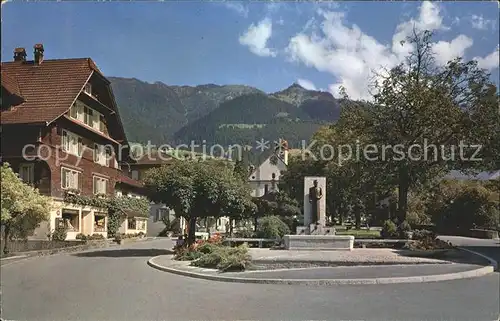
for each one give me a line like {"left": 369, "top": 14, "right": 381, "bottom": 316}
{"left": 233, "top": 159, "right": 249, "bottom": 182}
{"left": 144, "top": 159, "right": 255, "bottom": 245}
{"left": 342, "top": 30, "right": 499, "bottom": 222}
{"left": 253, "top": 190, "right": 301, "bottom": 232}
{"left": 1, "top": 163, "right": 52, "bottom": 254}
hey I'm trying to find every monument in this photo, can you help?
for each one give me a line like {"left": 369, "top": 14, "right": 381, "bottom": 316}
{"left": 284, "top": 176, "right": 354, "bottom": 250}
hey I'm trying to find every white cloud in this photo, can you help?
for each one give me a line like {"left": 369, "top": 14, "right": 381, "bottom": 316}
{"left": 223, "top": 2, "right": 249, "bottom": 18}
{"left": 432, "top": 35, "right": 473, "bottom": 66}
{"left": 474, "top": 46, "right": 500, "bottom": 71}
{"left": 239, "top": 18, "right": 276, "bottom": 57}
{"left": 297, "top": 79, "right": 317, "bottom": 91}
{"left": 265, "top": 2, "right": 282, "bottom": 14}
{"left": 391, "top": 1, "right": 446, "bottom": 61}
{"left": 285, "top": 1, "right": 477, "bottom": 101}
{"left": 470, "top": 15, "right": 496, "bottom": 30}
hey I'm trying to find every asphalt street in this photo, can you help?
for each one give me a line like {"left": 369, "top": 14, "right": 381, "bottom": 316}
{"left": 1, "top": 238, "right": 499, "bottom": 321}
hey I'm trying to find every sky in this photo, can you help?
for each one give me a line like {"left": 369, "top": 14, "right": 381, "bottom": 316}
{"left": 1, "top": 0, "right": 499, "bottom": 100}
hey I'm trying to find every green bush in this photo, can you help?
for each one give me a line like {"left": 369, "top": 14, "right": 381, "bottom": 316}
{"left": 51, "top": 225, "right": 67, "bottom": 241}
{"left": 256, "top": 216, "right": 290, "bottom": 239}
{"left": 234, "top": 228, "right": 255, "bottom": 238}
{"left": 196, "top": 242, "right": 219, "bottom": 254}
{"left": 397, "top": 220, "right": 412, "bottom": 239}
{"left": 431, "top": 182, "right": 499, "bottom": 232}
{"left": 191, "top": 245, "right": 251, "bottom": 272}
{"left": 76, "top": 233, "right": 86, "bottom": 241}
{"left": 412, "top": 229, "right": 436, "bottom": 241}
{"left": 380, "top": 220, "right": 398, "bottom": 239}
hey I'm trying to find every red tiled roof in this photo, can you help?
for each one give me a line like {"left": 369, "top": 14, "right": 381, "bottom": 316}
{"left": 1, "top": 70, "right": 22, "bottom": 98}
{"left": 1, "top": 58, "right": 103, "bottom": 124}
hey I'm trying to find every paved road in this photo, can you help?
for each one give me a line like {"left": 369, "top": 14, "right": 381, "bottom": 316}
{"left": 1, "top": 238, "right": 499, "bottom": 321}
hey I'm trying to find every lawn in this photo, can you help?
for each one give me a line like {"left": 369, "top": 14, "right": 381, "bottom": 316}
{"left": 335, "top": 229, "right": 381, "bottom": 239}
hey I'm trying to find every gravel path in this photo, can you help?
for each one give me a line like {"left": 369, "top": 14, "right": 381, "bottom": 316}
{"left": 249, "top": 248, "right": 456, "bottom": 264}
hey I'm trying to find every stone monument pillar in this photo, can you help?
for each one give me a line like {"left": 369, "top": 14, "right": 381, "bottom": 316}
{"left": 303, "top": 176, "right": 327, "bottom": 227}
{"left": 284, "top": 176, "right": 354, "bottom": 250}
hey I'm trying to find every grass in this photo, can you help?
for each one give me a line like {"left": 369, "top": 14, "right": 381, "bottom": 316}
{"left": 336, "top": 229, "right": 381, "bottom": 239}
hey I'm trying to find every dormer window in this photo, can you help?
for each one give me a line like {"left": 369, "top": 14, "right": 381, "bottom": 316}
{"left": 84, "top": 83, "right": 92, "bottom": 96}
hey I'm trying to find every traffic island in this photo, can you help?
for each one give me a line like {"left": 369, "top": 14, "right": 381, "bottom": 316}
{"left": 147, "top": 247, "right": 497, "bottom": 285}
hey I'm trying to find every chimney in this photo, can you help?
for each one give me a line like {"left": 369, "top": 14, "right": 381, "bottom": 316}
{"left": 13, "top": 47, "right": 27, "bottom": 62}
{"left": 33, "top": 44, "right": 44, "bottom": 65}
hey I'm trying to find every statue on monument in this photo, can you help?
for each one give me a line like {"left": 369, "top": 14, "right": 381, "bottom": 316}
{"left": 308, "top": 179, "right": 323, "bottom": 224}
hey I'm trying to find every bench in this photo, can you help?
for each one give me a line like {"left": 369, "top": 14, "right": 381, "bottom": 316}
{"left": 223, "top": 238, "right": 278, "bottom": 248}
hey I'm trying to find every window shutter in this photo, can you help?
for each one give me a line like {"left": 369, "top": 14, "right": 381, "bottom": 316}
{"left": 94, "top": 144, "right": 99, "bottom": 162}
{"left": 77, "top": 172, "right": 82, "bottom": 190}
{"left": 78, "top": 103, "right": 84, "bottom": 121}
{"left": 78, "top": 137, "right": 83, "bottom": 156}
{"left": 68, "top": 171, "right": 73, "bottom": 189}
{"left": 99, "top": 115, "right": 105, "bottom": 132}
{"left": 62, "top": 131, "right": 68, "bottom": 151}
{"left": 61, "top": 169, "right": 67, "bottom": 188}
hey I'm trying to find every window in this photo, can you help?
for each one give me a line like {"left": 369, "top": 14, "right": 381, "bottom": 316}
{"left": 84, "top": 83, "right": 92, "bottom": 96}
{"left": 128, "top": 218, "right": 137, "bottom": 230}
{"left": 93, "top": 176, "right": 108, "bottom": 195}
{"left": 70, "top": 102, "right": 85, "bottom": 122}
{"left": 131, "top": 170, "right": 139, "bottom": 180}
{"left": 99, "top": 115, "right": 105, "bottom": 132}
{"left": 105, "top": 146, "right": 113, "bottom": 167}
{"left": 62, "top": 130, "right": 82, "bottom": 156}
{"left": 92, "top": 111, "right": 101, "bottom": 130}
{"left": 84, "top": 106, "right": 93, "bottom": 127}
{"left": 62, "top": 209, "right": 79, "bottom": 232}
{"left": 264, "top": 184, "right": 269, "bottom": 195}
{"left": 94, "top": 144, "right": 107, "bottom": 166}
{"left": 61, "top": 167, "right": 80, "bottom": 190}
{"left": 19, "top": 163, "right": 34, "bottom": 184}
{"left": 69, "top": 102, "right": 84, "bottom": 121}
{"left": 94, "top": 214, "right": 106, "bottom": 232}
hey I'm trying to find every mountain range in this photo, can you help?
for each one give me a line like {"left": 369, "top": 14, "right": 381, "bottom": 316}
{"left": 109, "top": 77, "right": 342, "bottom": 151}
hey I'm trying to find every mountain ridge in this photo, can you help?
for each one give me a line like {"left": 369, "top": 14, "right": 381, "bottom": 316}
{"left": 109, "top": 77, "right": 341, "bottom": 147}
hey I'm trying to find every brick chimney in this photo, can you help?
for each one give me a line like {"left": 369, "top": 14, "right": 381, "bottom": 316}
{"left": 13, "top": 47, "right": 27, "bottom": 62}
{"left": 33, "top": 44, "right": 44, "bottom": 65}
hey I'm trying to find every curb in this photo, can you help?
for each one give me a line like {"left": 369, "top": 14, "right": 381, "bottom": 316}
{"left": 457, "top": 247, "right": 498, "bottom": 270}
{"left": 0, "top": 241, "right": 115, "bottom": 262}
{"left": 147, "top": 249, "right": 497, "bottom": 286}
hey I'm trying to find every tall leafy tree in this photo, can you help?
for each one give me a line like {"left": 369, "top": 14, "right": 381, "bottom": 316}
{"left": 1, "top": 163, "right": 53, "bottom": 254}
{"left": 342, "top": 30, "right": 499, "bottom": 222}
{"left": 144, "top": 159, "right": 255, "bottom": 244}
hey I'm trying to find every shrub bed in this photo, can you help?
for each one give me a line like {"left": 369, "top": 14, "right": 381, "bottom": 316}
{"left": 76, "top": 233, "right": 106, "bottom": 241}
{"left": 403, "top": 229, "right": 453, "bottom": 251}
{"left": 174, "top": 234, "right": 252, "bottom": 272}
{"left": 114, "top": 232, "right": 145, "bottom": 240}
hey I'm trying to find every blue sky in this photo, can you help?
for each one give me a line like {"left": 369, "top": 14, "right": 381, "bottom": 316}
{"left": 2, "top": 1, "right": 499, "bottom": 99}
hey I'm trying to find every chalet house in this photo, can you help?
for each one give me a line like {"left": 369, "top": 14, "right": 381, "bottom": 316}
{"left": 1, "top": 45, "right": 146, "bottom": 240}
{"left": 248, "top": 140, "right": 290, "bottom": 197}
